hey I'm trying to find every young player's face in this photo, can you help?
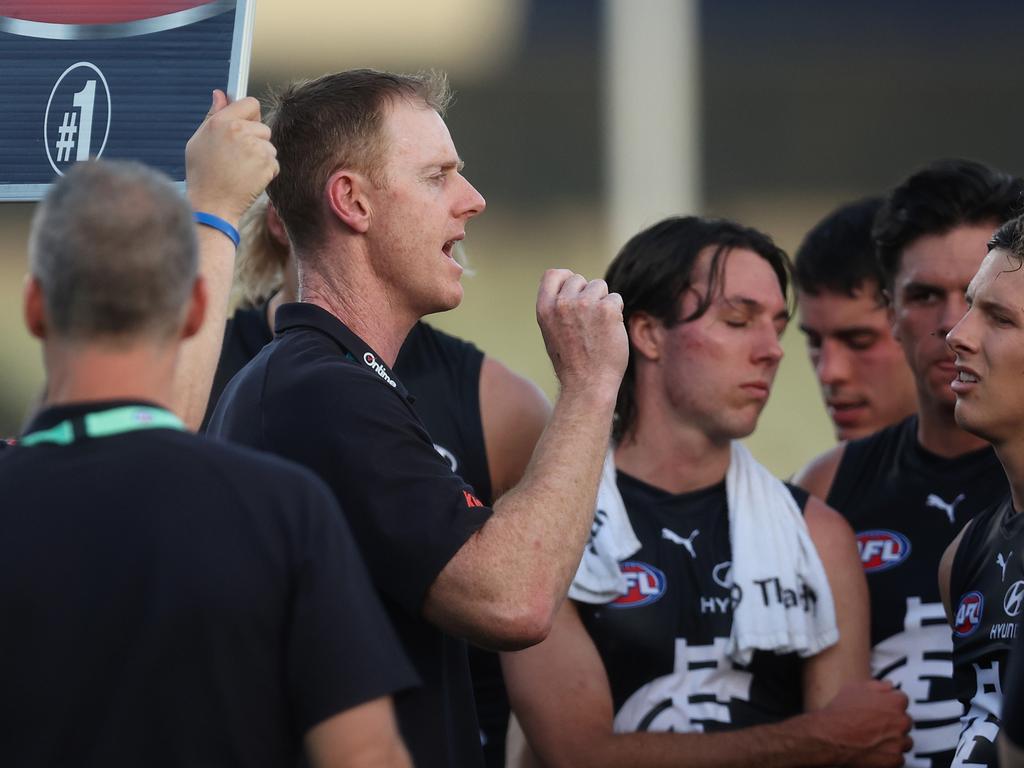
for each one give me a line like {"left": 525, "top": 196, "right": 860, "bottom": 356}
{"left": 799, "top": 284, "right": 917, "bottom": 440}
{"left": 366, "top": 98, "right": 486, "bottom": 317}
{"left": 947, "top": 248, "right": 1024, "bottom": 445}
{"left": 891, "top": 223, "right": 997, "bottom": 412}
{"left": 659, "top": 247, "right": 789, "bottom": 442}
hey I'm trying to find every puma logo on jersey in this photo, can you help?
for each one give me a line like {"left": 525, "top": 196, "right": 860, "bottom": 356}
{"left": 997, "top": 551, "right": 1013, "bottom": 582}
{"left": 925, "top": 492, "right": 965, "bottom": 524}
{"left": 662, "top": 527, "right": 699, "bottom": 558}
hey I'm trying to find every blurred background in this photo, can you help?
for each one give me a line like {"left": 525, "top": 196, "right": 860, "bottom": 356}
{"left": 3, "top": 0, "right": 1024, "bottom": 476}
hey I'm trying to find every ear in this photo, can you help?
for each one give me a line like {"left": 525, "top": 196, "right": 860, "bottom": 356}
{"left": 265, "top": 201, "right": 290, "bottom": 249}
{"left": 325, "top": 169, "right": 371, "bottom": 234}
{"left": 887, "top": 303, "right": 900, "bottom": 342}
{"left": 181, "top": 276, "right": 207, "bottom": 340}
{"left": 627, "top": 312, "right": 665, "bottom": 362}
{"left": 22, "top": 275, "right": 47, "bottom": 339}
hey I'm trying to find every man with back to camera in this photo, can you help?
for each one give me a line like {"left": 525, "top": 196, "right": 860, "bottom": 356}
{"left": 0, "top": 144, "right": 418, "bottom": 764}
{"left": 208, "top": 68, "right": 628, "bottom": 767}
{"left": 501, "top": 215, "right": 911, "bottom": 768}
{"left": 796, "top": 159, "right": 1022, "bottom": 767}
{"left": 793, "top": 197, "right": 917, "bottom": 440}
{"left": 939, "top": 214, "right": 1024, "bottom": 768}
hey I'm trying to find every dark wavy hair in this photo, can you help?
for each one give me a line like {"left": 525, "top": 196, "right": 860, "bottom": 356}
{"left": 794, "top": 197, "right": 885, "bottom": 301}
{"left": 987, "top": 214, "right": 1024, "bottom": 271}
{"left": 604, "top": 216, "right": 791, "bottom": 443}
{"left": 874, "top": 159, "right": 1024, "bottom": 289}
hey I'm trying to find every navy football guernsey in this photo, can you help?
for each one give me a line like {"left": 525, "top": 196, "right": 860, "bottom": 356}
{"left": 948, "top": 497, "right": 1024, "bottom": 768}
{"left": 827, "top": 415, "right": 1008, "bottom": 768}
{"left": 577, "top": 473, "right": 808, "bottom": 733}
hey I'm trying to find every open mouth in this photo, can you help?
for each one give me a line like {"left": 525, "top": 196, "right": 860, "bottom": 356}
{"left": 442, "top": 239, "right": 455, "bottom": 258}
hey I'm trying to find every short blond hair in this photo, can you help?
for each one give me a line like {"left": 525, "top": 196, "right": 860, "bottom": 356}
{"left": 233, "top": 193, "right": 289, "bottom": 306}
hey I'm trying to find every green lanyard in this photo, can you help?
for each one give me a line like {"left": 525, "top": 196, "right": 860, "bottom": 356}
{"left": 20, "top": 406, "right": 185, "bottom": 447}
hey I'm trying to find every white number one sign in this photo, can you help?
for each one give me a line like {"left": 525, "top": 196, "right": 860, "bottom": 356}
{"left": 72, "top": 80, "right": 96, "bottom": 160}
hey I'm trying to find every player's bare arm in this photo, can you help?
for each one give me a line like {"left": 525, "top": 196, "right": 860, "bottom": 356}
{"left": 800, "top": 496, "right": 871, "bottom": 708}
{"left": 938, "top": 522, "right": 971, "bottom": 626}
{"left": 305, "top": 696, "right": 412, "bottom": 768}
{"left": 423, "top": 270, "right": 627, "bottom": 650}
{"left": 502, "top": 599, "right": 911, "bottom": 768}
{"left": 479, "top": 355, "right": 552, "bottom": 499}
{"left": 793, "top": 444, "right": 847, "bottom": 501}
{"left": 173, "top": 90, "right": 278, "bottom": 431}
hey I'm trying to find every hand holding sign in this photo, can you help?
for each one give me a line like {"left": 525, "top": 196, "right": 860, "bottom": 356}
{"left": 185, "top": 90, "right": 278, "bottom": 226}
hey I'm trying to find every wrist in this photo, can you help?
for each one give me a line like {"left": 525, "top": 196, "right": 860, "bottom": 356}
{"left": 194, "top": 211, "right": 240, "bottom": 247}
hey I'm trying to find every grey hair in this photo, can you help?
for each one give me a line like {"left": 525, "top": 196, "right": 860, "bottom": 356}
{"left": 29, "top": 159, "right": 197, "bottom": 342}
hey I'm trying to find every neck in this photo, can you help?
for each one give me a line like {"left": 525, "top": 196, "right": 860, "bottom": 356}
{"left": 42, "top": 339, "right": 178, "bottom": 412}
{"left": 916, "top": 396, "right": 989, "bottom": 458}
{"left": 296, "top": 245, "right": 415, "bottom": 366}
{"left": 615, "top": 413, "right": 731, "bottom": 494}
{"left": 992, "top": 441, "right": 1024, "bottom": 513}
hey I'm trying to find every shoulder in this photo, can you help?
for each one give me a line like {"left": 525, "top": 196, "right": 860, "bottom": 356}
{"left": 480, "top": 356, "right": 551, "bottom": 419}
{"left": 168, "top": 429, "right": 338, "bottom": 498}
{"left": 792, "top": 443, "right": 848, "bottom": 500}
{"left": 802, "top": 494, "right": 857, "bottom": 550}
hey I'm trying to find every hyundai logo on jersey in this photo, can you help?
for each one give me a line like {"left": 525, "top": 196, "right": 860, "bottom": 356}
{"left": 856, "top": 530, "right": 912, "bottom": 573}
{"left": 612, "top": 562, "right": 667, "bottom": 608}
{"left": 953, "top": 591, "right": 985, "bottom": 638}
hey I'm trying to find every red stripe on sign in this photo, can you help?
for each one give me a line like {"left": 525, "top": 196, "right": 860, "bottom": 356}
{"left": 0, "top": 1, "right": 214, "bottom": 24}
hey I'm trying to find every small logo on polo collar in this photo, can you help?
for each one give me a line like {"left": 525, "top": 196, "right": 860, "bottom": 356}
{"left": 362, "top": 352, "right": 397, "bottom": 388}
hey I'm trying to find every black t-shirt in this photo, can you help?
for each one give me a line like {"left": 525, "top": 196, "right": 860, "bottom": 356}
{"left": 828, "top": 415, "right": 1007, "bottom": 768}
{"left": 949, "top": 496, "right": 1024, "bottom": 768}
{"left": 208, "top": 303, "right": 494, "bottom": 768}
{"left": 577, "top": 473, "right": 809, "bottom": 733}
{"left": 0, "top": 400, "right": 416, "bottom": 767}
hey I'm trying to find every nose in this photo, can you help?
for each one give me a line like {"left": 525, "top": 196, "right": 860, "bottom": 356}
{"left": 814, "top": 339, "right": 851, "bottom": 387}
{"left": 755, "top": 327, "right": 784, "bottom": 367}
{"left": 938, "top": 292, "right": 969, "bottom": 337}
{"left": 456, "top": 174, "right": 486, "bottom": 220}
{"left": 946, "top": 308, "right": 977, "bottom": 355}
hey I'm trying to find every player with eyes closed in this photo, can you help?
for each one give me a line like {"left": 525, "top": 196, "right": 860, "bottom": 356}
{"left": 793, "top": 197, "right": 917, "bottom": 441}
{"left": 795, "top": 159, "right": 1022, "bottom": 768}
{"left": 502, "top": 216, "right": 911, "bottom": 768}
{"left": 938, "top": 214, "right": 1024, "bottom": 768}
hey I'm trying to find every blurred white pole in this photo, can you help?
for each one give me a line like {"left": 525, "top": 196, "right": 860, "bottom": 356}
{"left": 603, "top": 0, "right": 701, "bottom": 253}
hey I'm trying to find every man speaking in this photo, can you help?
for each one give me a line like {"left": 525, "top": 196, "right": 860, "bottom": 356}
{"left": 209, "top": 69, "right": 628, "bottom": 766}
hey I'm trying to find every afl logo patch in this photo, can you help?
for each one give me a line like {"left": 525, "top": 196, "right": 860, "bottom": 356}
{"left": 856, "top": 530, "right": 911, "bottom": 573}
{"left": 953, "top": 591, "right": 985, "bottom": 637}
{"left": 611, "top": 561, "right": 666, "bottom": 609}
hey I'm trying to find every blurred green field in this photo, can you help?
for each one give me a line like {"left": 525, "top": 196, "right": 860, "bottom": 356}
{"left": 0, "top": 201, "right": 837, "bottom": 479}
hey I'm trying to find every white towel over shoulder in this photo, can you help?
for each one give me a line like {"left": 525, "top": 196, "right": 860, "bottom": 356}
{"left": 569, "top": 442, "right": 838, "bottom": 665}
{"left": 726, "top": 441, "right": 837, "bottom": 664}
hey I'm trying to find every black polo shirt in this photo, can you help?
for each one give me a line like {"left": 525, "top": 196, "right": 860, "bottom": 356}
{"left": 209, "top": 302, "right": 495, "bottom": 768}
{"left": 0, "top": 399, "right": 417, "bottom": 766}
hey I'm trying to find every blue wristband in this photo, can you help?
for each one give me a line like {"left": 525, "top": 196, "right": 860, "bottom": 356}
{"left": 194, "top": 211, "right": 240, "bottom": 247}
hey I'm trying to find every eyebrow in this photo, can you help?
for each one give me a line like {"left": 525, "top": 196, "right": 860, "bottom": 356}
{"left": 797, "top": 324, "right": 878, "bottom": 337}
{"left": 975, "top": 296, "right": 1018, "bottom": 317}
{"left": 901, "top": 280, "right": 944, "bottom": 294}
{"left": 425, "top": 159, "right": 465, "bottom": 173}
{"left": 724, "top": 295, "right": 790, "bottom": 323}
